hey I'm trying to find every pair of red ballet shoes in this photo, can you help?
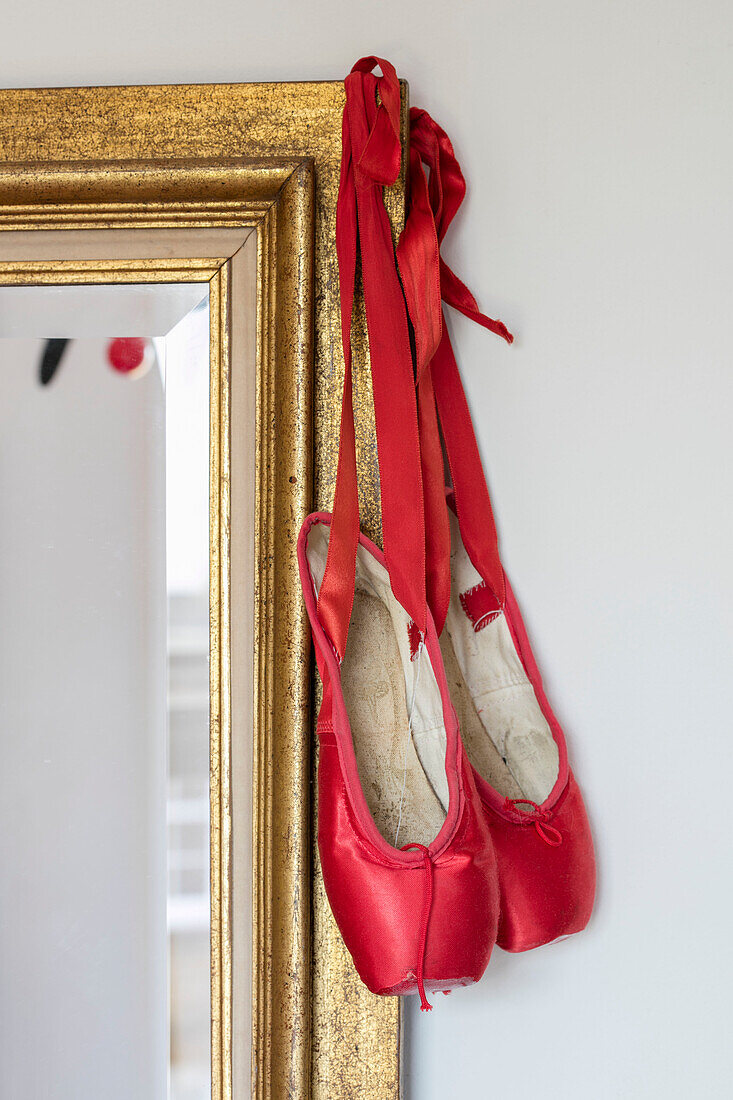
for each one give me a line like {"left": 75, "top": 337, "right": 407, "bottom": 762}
{"left": 298, "top": 497, "right": 595, "bottom": 1010}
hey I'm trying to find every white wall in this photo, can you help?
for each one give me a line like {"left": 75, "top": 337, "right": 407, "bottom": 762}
{"left": 2, "top": 2, "right": 732, "bottom": 1097}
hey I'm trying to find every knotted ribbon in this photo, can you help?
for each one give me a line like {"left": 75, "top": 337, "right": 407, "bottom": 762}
{"left": 505, "top": 798, "right": 563, "bottom": 846}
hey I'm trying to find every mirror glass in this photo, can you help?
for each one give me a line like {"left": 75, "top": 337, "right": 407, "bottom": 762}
{"left": 0, "top": 283, "right": 212, "bottom": 1100}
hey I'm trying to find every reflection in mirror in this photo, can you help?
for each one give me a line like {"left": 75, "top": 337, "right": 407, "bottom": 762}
{"left": 0, "top": 284, "right": 211, "bottom": 1099}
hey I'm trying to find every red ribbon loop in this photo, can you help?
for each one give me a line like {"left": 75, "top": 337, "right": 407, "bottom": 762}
{"left": 348, "top": 56, "right": 402, "bottom": 187}
{"left": 505, "top": 798, "right": 563, "bottom": 847}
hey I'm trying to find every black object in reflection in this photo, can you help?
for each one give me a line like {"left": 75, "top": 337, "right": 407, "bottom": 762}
{"left": 39, "top": 339, "right": 71, "bottom": 386}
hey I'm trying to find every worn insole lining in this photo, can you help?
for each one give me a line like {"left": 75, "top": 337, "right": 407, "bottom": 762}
{"left": 341, "top": 589, "right": 446, "bottom": 848}
{"left": 439, "top": 630, "right": 523, "bottom": 800}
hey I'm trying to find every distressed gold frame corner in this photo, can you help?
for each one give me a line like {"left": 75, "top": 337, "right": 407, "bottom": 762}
{"left": 0, "top": 81, "right": 407, "bottom": 1099}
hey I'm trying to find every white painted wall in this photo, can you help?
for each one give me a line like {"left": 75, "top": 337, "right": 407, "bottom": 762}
{"left": 2, "top": 2, "right": 732, "bottom": 1097}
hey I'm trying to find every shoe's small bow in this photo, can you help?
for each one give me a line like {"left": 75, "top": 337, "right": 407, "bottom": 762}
{"left": 505, "top": 798, "right": 563, "bottom": 847}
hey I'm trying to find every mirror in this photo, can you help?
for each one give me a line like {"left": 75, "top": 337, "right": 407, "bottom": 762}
{"left": 0, "top": 79, "right": 351, "bottom": 1096}
{"left": 0, "top": 284, "right": 213, "bottom": 1099}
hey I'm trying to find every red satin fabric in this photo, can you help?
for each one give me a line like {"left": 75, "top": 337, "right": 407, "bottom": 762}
{"left": 431, "top": 325, "right": 506, "bottom": 622}
{"left": 398, "top": 108, "right": 514, "bottom": 365}
{"left": 318, "top": 58, "right": 427, "bottom": 659}
{"left": 299, "top": 513, "right": 500, "bottom": 996}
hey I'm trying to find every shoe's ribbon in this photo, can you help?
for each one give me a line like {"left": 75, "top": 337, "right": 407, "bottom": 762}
{"left": 317, "top": 57, "right": 428, "bottom": 660}
{"left": 397, "top": 107, "right": 513, "bottom": 634}
{"left": 504, "top": 798, "right": 563, "bottom": 846}
{"left": 401, "top": 842, "right": 435, "bottom": 1010}
{"left": 398, "top": 107, "right": 513, "bottom": 379}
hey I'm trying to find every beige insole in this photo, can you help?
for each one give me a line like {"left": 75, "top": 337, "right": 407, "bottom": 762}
{"left": 439, "top": 630, "right": 523, "bottom": 800}
{"left": 341, "top": 589, "right": 446, "bottom": 848}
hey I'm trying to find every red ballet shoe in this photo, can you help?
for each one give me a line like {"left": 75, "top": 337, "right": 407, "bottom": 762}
{"left": 440, "top": 499, "right": 596, "bottom": 951}
{"left": 396, "top": 105, "right": 596, "bottom": 952}
{"left": 299, "top": 513, "right": 499, "bottom": 1003}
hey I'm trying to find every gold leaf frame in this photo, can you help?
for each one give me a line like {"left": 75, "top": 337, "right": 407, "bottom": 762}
{"left": 0, "top": 82, "right": 406, "bottom": 1097}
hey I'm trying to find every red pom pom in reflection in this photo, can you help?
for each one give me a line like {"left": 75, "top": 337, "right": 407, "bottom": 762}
{"left": 107, "top": 337, "right": 147, "bottom": 374}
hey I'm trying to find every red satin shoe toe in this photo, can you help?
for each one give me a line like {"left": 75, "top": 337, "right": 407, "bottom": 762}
{"left": 440, "top": 506, "right": 596, "bottom": 952}
{"left": 481, "top": 775, "right": 595, "bottom": 952}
